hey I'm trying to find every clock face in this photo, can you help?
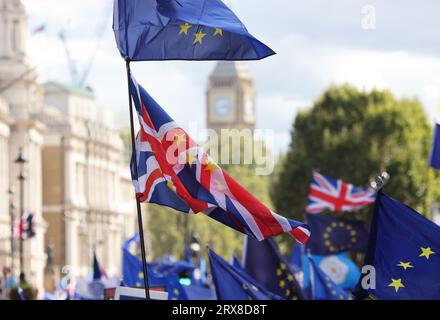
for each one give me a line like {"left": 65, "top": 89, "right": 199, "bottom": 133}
{"left": 213, "top": 97, "right": 232, "bottom": 117}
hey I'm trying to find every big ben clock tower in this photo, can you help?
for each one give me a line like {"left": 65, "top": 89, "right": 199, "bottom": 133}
{"left": 206, "top": 61, "right": 256, "bottom": 132}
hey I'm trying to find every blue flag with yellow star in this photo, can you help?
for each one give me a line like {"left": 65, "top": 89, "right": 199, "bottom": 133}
{"left": 208, "top": 248, "right": 283, "bottom": 300}
{"left": 308, "top": 255, "right": 351, "bottom": 300}
{"left": 355, "top": 191, "right": 440, "bottom": 300}
{"left": 306, "top": 214, "right": 369, "bottom": 255}
{"left": 243, "top": 236, "right": 307, "bottom": 300}
{"left": 122, "top": 234, "right": 187, "bottom": 300}
{"left": 113, "top": 0, "right": 275, "bottom": 61}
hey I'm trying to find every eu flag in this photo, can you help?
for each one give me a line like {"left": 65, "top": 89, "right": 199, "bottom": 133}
{"left": 208, "top": 248, "right": 283, "bottom": 300}
{"left": 306, "top": 214, "right": 369, "bottom": 255}
{"left": 355, "top": 191, "right": 440, "bottom": 300}
{"left": 243, "top": 236, "right": 307, "bottom": 300}
{"left": 113, "top": 0, "right": 275, "bottom": 61}
{"left": 122, "top": 234, "right": 187, "bottom": 300}
{"left": 308, "top": 256, "right": 351, "bottom": 300}
{"left": 429, "top": 122, "right": 440, "bottom": 169}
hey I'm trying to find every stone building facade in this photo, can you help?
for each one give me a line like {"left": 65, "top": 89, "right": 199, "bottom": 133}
{"left": 0, "top": 0, "right": 136, "bottom": 293}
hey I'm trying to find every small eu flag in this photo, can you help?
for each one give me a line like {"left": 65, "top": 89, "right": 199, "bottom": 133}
{"left": 306, "top": 214, "right": 369, "bottom": 255}
{"left": 243, "top": 236, "right": 307, "bottom": 300}
{"left": 113, "top": 0, "right": 275, "bottom": 61}
{"left": 208, "top": 248, "right": 283, "bottom": 300}
{"left": 355, "top": 191, "right": 440, "bottom": 300}
{"left": 429, "top": 121, "right": 440, "bottom": 169}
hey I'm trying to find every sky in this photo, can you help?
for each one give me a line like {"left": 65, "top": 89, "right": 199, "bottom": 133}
{"left": 22, "top": 0, "right": 440, "bottom": 155}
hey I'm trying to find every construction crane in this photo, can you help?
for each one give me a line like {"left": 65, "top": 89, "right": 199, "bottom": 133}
{"left": 58, "top": 3, "right": 112, "bottom": 88}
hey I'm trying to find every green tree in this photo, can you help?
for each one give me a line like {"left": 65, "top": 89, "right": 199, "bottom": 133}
{"left": 272, "top": 84, "right": 440, "bottom": 227}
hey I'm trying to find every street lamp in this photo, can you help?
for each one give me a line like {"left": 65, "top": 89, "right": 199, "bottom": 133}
{"left": 14, "top": 147, "right": 27, "bottom": 283}
{"left": 8, "top": 188, "right": 15, "bottom": 275}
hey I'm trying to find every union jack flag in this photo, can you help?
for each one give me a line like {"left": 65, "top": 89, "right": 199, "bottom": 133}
{"left": 13, "top": 212, "right": 36, "bottom": 240}
{"left": 306, "top": 172, "right": 376, "bottom": 214}
{"left": 129, "top": 74, "right": 310, "bottom": 244}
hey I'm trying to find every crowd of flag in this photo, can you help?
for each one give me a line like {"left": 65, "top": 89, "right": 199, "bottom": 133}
{"left": 21, "top": 0, "right": 440, "bottom": 300}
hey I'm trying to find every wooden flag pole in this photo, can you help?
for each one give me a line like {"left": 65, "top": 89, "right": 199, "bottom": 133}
{"left": 125, "top": 60, "right": 151, "bottom": 300}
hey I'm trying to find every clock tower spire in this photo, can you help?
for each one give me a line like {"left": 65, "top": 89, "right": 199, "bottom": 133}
{"left": 206, "top": 61, "right": 256, "bottom": 132}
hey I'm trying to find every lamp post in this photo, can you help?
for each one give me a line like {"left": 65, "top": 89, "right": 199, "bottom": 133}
{"left": 8, "top": 188, "right": 15, "bottom": 275}
{"left": 14, "top": 147, "right": 27, "bottom": 282}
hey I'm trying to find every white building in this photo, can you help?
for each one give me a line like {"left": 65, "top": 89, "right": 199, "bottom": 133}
{"left": 0, "top": 0, "right": 137, "bottom": 295}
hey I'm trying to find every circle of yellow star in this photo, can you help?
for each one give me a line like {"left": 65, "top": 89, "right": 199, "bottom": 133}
{"left": 213, "top": 28, "right": 223, "bottom": 36}
{"left": 193, "top": 30, "right": 207, "bottom": 44}
{"left": 397, "top": 261, "right": 414, "bottom": 270}
{"left": 419, "top": 246, "right": 435, "bottom": 259}
{"left": 388, "top": 278, "right": 404, "bottom": 293}
{"left": 179, "top": 23, "right": 192, "bottom": 35}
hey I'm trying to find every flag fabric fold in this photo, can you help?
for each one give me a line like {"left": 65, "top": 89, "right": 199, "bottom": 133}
{"left": 208, "top": 248, "right": 283, "bottom": 300}
{"left": 307, "top": 172, "right": 375, "bottom": 214}
{"left": 113, "top": 0, "right": 275, "bottom": 61}
{"left": 129, "top": 74, "right": 310, "bottom": 243}
{"left": 429, "top": 121, "right": 440, "bottom": 169}
{"left": 243, "top": 236, "right": 307, "bottom": 300}
{"left": 122, "top": 234, "right": 188, "bottom": 300}
{"left": 354, "top": 191, "right": 440, "bottom": 300}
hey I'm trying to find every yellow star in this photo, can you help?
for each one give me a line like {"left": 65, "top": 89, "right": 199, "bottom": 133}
{"left": 138, "top": 272, "right": 144, "bottom": 279}
{"left": 173, "top": 289, "right": 180, "bottom": 295}
{"left": 213, "top": 28, "right": 223, "bottom": 36}
{"left": 285, "top": 289, "right": 291, "bottom": 296}
{"left": 388, "top": 278, "right": 404, "bottom": 293}
{"left": 419, "top": 247, "right": 435, "bottom": 260}
{"left": 136, "top": 282, "right": 141, "bottom": 288}
{"left": 185, "top": 152, "right": 196, "bottom": 167}
{"left": 280, "top": 263, "right": 286, "bottom": 270}
{"left": 279, "top": 280, "right": 286, "bottom": 288}
{"left": 287, "top": 274, "right": 294, "bottom": 282}
{"left": 167, "top": 181, "right": 174, "bottom": 190}
{"left": 251, "top": 285, "right": 258, "bottom": 291}
{"left": 179, "top": 23, "right": 192, "bottom": 35}
{"left": 173, "top": 133, "right": 186, "bottom": 146}
{"left": 242, "top": 284, "right": 248, "bottom": 290}
{"left": 397, "top": 261, "right": 414, "bottom": 270}
{"left": 193, "top": 30, "right": 207, "bottom": 44}
{"left": 204, "top": 162, "right": 218, "bottom": 173}
{"left": 276, "top": 268, "right": 283, "bottom": 276}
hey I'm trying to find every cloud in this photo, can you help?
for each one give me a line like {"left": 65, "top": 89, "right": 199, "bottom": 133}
{"left": 22, "top": 0, "right": 440, "bottom": 156}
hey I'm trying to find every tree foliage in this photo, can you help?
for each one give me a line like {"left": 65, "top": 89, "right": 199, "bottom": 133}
{"left": 272, "top": 84, "right": 439, "bottom": 225}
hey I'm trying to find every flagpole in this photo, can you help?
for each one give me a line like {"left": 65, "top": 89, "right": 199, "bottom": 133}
{"left": 125, "top": 59, "right": 151, "bottom": 300}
